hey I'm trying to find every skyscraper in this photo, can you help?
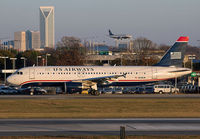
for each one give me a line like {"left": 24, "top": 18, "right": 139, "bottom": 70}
{"left": 14, "top": 31, "right": 26, "bottom": 51}
{"left": 39, "top": 6, "right": 55, "bottom": 48}
{"left": 26, "top": 30, "right": 40, "bottom": 50}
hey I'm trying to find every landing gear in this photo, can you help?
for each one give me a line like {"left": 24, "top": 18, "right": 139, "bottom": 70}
{"left": 89, "top": 88, "right": 100, "bottom": 96}
{"left": 82, "top": 83, "right": 100, "bottom": 96}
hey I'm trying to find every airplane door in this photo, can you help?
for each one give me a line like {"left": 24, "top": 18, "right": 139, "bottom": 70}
{"left": 29, "top": 68, "right": 35, "bottom": 79}
{"left": 152, "top": 67, "right": 157, "bottom": 79}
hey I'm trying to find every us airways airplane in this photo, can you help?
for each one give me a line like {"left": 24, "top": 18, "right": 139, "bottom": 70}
{"left": 108, "top": 29, "right": 132, "bottom": 40}
{"left": 7, "top": 36, "right": 191, "bottom": 95}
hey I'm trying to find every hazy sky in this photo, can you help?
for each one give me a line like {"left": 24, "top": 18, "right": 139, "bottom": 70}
{"left": 0, "top": 0, "right": 200, "bottom": 46}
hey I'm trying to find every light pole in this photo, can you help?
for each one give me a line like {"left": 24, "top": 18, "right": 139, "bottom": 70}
{"left": 21, "top": 57, "right": 26, "bottom": 67}
{"left": 121, "top": 54, "right": 123, "bottom": 66}
{"left": 189, "top": 55, "right": 196, "bottom": 71}
{"left": 45, "top": 53, "right": 51, "bottom": 66}
{"left": 10, "top": 58, "right": 17, "bottom": 69}
{"left": 0, "top": 56, "right": 8, "bottom": 84}
{"left": 37, "top": 56, "right": 41, "bottom": 66}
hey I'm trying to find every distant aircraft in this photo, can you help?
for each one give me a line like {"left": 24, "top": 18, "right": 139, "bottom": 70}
{"left": 7, "top": 36, "right": 191, "bottom": 95}
{"left": 108, "top": 29, "right": 132, "bottom": 40}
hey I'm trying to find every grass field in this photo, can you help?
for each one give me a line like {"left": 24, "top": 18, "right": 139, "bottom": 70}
{"left": 0, "top": 98, "right": 200, "bottom": 118}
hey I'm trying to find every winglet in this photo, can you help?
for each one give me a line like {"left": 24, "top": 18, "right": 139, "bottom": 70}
{"left": 176, "top": 36, "right": 189, "bottom": 42}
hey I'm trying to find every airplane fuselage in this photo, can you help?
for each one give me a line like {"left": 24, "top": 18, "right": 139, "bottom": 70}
{"left": 7, "top": 66, "right": 191, "bottom": 87}
{"left": 109, "top": 34, "right": 132, "bottom": 40}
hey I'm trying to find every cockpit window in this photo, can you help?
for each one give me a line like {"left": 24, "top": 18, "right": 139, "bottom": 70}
{"left": 16, "top": 72, "right": 23, "bottom": 75}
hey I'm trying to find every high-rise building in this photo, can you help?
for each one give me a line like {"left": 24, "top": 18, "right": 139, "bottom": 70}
{"left": 26, "top": 30, "right": 40, "bottom": 50}
{"left": 39, "top": 6, "right": 55, "bottom": 48}
{"left": 0, "top": 41, "right": 14, "bottom": 50}
{"left": 14, "top": 31, "right": 26, "bottom": 51}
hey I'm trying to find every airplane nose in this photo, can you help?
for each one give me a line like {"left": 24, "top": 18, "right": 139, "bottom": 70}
{"left": 6, "top": 76, "right": 13, "bottom": 84}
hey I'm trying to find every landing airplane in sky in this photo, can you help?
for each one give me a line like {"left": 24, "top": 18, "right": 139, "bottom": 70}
{"left": 108, "top": 29, "right": 132, "bottom": 40}
{"left": 7, "top": 36, "right": 191, "bottom": 95}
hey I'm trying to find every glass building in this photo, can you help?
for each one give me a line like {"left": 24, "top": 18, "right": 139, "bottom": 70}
{"left": 39, "top": 6, "right": 55, "bottom": 48}
{"left": 26, "top": 30, "right": 40, "bottom": 50}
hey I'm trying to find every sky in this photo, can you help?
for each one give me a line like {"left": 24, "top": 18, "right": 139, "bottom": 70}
{"left": 0, "top": 0, "right": 200, "bottom": 46}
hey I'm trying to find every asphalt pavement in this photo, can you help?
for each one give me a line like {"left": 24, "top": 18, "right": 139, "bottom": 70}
{"left": 1, "top": 118, "right": 200, "bottom": 136}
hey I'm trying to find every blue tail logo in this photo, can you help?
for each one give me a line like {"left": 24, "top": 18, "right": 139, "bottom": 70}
{"left": 155, "top": 36, "right": 189, "bottom": 67}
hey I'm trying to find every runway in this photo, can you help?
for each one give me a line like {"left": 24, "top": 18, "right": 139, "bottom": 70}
{"left": 1, "top": 118, "right": 200, "bottom": 136}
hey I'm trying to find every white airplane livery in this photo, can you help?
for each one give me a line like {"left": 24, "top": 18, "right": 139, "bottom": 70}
{"left": 108, "top": 29, "right": 132, "bottom": 40}
{"left": 7, "top": 36, "right": 191, "bottom": 94}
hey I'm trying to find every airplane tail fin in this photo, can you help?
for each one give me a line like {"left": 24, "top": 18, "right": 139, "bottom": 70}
{"left": 109, "top": 29, "right": 113, "bottom": 35}
{"left": 154, "top": 36, "right": 189, "bottom": 67}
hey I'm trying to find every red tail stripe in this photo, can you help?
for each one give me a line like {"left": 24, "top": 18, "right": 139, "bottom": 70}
{"left": 176, "top": 36, "right": 189, "bottom": 42}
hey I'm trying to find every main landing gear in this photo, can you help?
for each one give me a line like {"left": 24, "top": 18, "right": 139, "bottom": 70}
{"left": 88, "top": 88, "right": 100, "bottom": 96}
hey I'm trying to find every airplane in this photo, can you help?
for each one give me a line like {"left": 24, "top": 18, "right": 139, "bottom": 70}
{"left": 108, "top": 29, "right": 132, "bottom": 40}
{"left": 7, "top": 36, "right": 191, "bottom": 95}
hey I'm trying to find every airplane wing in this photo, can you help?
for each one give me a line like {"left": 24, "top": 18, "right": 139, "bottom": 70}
{"left": 72, "top": 73, "right": 127, "bottom": 87}
{"left": 83, "top": 73, "right": 126, "bottom": 83}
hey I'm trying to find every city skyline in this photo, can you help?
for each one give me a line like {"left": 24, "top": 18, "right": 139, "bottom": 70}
{"left": 0, "top": 0, "right": 200, "bottom": 46}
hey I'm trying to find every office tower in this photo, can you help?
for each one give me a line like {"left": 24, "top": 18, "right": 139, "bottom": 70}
{"left": 14, "top": 31, "right": 26, "bottom": 51}
{"left": 0, "top": 41, "right": 14, "bottom": 50}
{"left": 39, "top": 6, "right": 55, "bottom": 48}
{"left": 26, "top": 30, "right": 40, "bottom": 50}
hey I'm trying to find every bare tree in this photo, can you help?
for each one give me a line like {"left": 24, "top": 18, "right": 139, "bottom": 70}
{"left": 132, "top": 37, "right": 157, "bottom": 65}
{"left": 57, "top": 36, "right": 81, "bottom": 48}
{"left": 159, "top": 44, "right": 170, "bottom": 51}
{"left": 55, "top": 36, "right": 85, "bottom": 66}
{"left": 133, "top": 37, "right": 156, "bottom": 54}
